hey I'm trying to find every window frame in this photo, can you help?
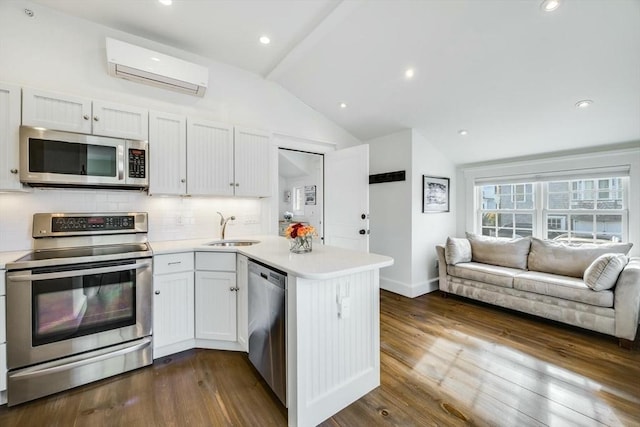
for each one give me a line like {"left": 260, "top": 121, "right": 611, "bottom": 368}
{"left": 476, "top": 177, "right": 629, "bottom": 243}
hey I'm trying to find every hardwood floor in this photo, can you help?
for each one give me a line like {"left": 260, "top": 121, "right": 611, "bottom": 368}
{"left": 1, "top": 290, "right": 639, "bottom": 426}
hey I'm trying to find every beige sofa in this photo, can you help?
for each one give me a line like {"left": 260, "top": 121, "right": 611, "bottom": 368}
{"left": 436, "top": 234, "right": 640, "bottom": 348}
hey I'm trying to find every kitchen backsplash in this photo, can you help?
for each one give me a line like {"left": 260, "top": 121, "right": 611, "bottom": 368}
{"left": 0, "top": 189, "right": 264, "bottom": 251}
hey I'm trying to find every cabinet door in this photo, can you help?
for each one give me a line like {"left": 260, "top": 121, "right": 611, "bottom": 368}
{"left": 149, "top": 111, "right": 187, "bottom": 195}
{"left": 233, "top": 126, "right": 271, "bottom": 197}
{"left": 92, "top": 100, "right": 148, "bottom": 140}
{"left": 0, "top": 83, "right": 22, "bottom": 191}
{"left": 236, "top": 255, "right": 249, "bottom": 352}
{"left": 153, "top": 271, "right": 195, "bottom": 351}
{"left": 195, "top": 271, "right": 237, "bottom": 341}
{"left": 186, "top": 118, "right": 234, "bottom": 196}
{"left": 22, "top": 88, "right": 92, "bottom": 133}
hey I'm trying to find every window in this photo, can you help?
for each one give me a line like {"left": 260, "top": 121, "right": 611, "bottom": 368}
{"left": 546, "top": 178, "right": 625, "bottom": 243}
{"left": 477, "top": 177, "right": 628, "bottom": 243}
{"left": 480, "top": 183, "right": 534, "bottom": 238}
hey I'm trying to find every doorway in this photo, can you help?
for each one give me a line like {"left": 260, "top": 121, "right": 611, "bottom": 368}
{"left": 277, "top": 148, "right": 324, "bottom": 241}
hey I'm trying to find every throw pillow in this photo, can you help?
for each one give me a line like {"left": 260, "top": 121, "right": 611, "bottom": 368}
{"left": 445, "top": 237, "right": 472, "bottom": 265}
{"left": 465, "top": 232, "right": 530, "bottom": 270}
{"left": 584, "top": 253, "right": 629, "bottom": 291}
{"left": 528, "top": 237, "right": 633, "bottom": 278}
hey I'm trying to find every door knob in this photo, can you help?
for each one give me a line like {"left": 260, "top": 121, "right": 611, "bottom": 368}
{"left": 154, "top": 290, "right": 160, "bottom": 295}
{"left": 359, "top": 229, "right": 366, "bottom": 235}
{"left": 10, "top": 169, "right": 18, "bottom": 174}
{"left": 83, "top": 114, "right": 90, "bottom": 120}
{"left": 361, "top": 213, "right": 367, "bottom": 220}
{"left": 93, "top": 116, "right": 100, "bottom": 122}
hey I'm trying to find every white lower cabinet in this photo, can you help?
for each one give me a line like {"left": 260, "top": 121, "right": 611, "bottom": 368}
{"left": 195, "top": 252, "right": 241, "bottom": 349}
{"left": 153, "top": 253, "right": 195, "bottom": 358}
{"left": 236, "top": 255, "right": 249, "bottom": 351}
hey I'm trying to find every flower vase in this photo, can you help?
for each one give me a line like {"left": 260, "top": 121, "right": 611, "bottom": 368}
{"left": 290, "top": 236, "right": 312, "bottom": 253}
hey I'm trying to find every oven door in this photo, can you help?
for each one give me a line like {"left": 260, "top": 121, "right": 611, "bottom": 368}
{"left": 6, "top": 258, "right": 152, "bottom": 370}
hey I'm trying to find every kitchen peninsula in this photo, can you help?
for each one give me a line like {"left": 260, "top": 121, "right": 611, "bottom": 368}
{"left": 151, "top": 236, "right": 393, "bottom": 427}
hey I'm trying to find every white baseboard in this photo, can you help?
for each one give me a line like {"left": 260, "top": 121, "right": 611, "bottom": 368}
{"left": 380, "top": 276, "right": 439, "bottom": 298}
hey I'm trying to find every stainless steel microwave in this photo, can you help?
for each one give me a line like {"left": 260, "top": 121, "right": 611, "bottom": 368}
{"left": 20, "top": 126, "right": 148, "bottom": 189}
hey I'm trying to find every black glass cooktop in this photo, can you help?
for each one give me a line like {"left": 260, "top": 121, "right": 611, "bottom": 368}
{"left": 15, "top": 243, "right": 150, "bottom": 262}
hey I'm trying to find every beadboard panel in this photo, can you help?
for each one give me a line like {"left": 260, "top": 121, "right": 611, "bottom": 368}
{"left": 187, "top": 118, "right": 234, "bottom": 196}
{"left": 149, "top": 111, "right": 187, "bottom": 195}
{"left": 289, "top": 269, "right": 380, "bottom": 427}
{"left": 22, "top": 88, "right": 92, "bottom": 133}
{"left": 234, "top": 127, "right": 271, "bottom": 197}
{"left": 92, "top": 100, "right": 148, "bottom": 140}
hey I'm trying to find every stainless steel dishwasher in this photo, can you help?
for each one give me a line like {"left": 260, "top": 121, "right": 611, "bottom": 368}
{"left": 248, "top": 259, "right": 287, "bottom": 405}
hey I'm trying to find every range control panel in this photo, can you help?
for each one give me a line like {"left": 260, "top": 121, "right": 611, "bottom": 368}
{"left": 51, "top": 215, "right": 135, "bottom": 232}
{"left": 33, "top": 212, "right": 148, "bottom": 237}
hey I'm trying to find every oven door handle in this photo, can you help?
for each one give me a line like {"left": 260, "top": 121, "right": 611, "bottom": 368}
{"left": 8, "top": 261, "right": 152, "bottom": 282}
{"left": 10, "top": 337, "right": 152, "bottom": 380}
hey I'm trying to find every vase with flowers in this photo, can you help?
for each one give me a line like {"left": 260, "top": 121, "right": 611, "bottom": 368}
{"left": 285, "top": 222, "right": 317, "bottom": 253}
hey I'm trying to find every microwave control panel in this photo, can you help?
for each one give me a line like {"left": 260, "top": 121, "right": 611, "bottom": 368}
{"left": 128, "top": 149, "right": 146, "bottom": 178}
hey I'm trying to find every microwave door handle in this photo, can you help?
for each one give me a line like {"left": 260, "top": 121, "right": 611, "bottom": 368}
{"left": 118, "top": 144, "right": 125, "bottom": 181}
{"left": 8, "top": 261, "right": 152, "bottom": 282}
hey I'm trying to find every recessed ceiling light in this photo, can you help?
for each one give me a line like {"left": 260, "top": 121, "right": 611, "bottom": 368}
{"left": 339, "top": 102, "right": 347, "bottom": 109}
{"left": 458, "top": 129, "right": 468, "bottom": 136}
{"left": 259, "top": 36, "right": 271, "bottom": 45}
{"left": 158, "top": 0, "right": 172, "bottom": 5}
{"left": 150, "top": 57, "right": 160, "bottom": 62}
{"left": 405, "top": 68, "right": 415, "bottom": 79}
{"left": 575, "top": 99, "right": 593, "bottom": 109}
{"left": 540, "top": 0, "right": 560, "bottom": 12}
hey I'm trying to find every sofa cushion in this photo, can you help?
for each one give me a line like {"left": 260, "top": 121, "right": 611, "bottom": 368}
{"left": 527, "top": 237, "right": 632, "bottom": 278}
{"left": 445, "top": 237, "right": 472, "bottom": 265}
{"left": 466, "top": 232, "right": 530, "bottom": 270}
{"left": 447, "top": 262, "right": 522, "bottom": 288}
{"left": 584, "top": 253, "right": 629, "bottom": 291}
{"left": 514, "top": 271, "right": 614, "bottom": 308}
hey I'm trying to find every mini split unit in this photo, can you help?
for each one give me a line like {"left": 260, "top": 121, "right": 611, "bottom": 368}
{"left": 106, "top": 37, "right": 208, "bottom": 97}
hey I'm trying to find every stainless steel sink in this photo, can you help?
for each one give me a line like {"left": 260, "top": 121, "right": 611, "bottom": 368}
{"left": 206, "top": 240, "right": 260, "bottom": 247}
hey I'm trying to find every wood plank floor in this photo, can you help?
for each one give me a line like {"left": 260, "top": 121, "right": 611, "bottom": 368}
{"left": 1, "top": 290, "right": 639, "bottom": 426}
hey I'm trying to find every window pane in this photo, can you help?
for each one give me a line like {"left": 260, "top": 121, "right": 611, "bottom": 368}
{"left": 482, "top": 213, "right": 496, "bottom": 226}
{"left": 571, "top": 214, "right": 593, "bottom": 237}
{"left": 548, "top": 192, "right": 569, "bottom": 209}
{"left": 596, "top": 214, "right": 622, "bottom": 242}
{"left": 549, "top": 181, "right": 569, "bottom": 192}
{"left": 499, "top": 195, "right": 514, "bottom": 209}
{"left": 481, "top": 227, "right": 495, "bottom": 237}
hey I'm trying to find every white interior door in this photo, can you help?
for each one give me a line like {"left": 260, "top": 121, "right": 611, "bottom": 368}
{"left": 325, "top": 144, "right": 369, "bottom": 252}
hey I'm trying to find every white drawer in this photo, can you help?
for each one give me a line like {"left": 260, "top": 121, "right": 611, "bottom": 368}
{"left": 154, "top": 252, "right": 194, "bottom": 275}
{"left": 196, "top": 252, "right": 236, "bottom": 271}
{"left": 0, "top": 272, "right": 5, "bottom": 296}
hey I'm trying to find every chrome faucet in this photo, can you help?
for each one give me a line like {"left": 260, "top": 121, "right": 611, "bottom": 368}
{"left": 217, "top": 212, "right": 236, "bottom": 240}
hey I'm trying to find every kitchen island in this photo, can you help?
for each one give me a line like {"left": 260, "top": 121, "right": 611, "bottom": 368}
{"left": 151, "top": 235, "right": 393, "bottom": 427}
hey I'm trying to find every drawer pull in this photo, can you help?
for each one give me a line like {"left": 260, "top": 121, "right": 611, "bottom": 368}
{"left": 168, "top": 261, "right": 182, "bottom": 265}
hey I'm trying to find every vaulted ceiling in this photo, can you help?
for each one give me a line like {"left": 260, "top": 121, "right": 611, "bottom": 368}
{"left": 29, "top": 0, "right": 640, "bottom": 164}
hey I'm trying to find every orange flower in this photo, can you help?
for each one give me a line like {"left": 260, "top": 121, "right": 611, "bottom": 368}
{"left": 285, "top": 222, "right": 317, "bottom": 239}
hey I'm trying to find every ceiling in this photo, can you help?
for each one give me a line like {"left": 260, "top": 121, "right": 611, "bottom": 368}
{"left": 29, "top": 0, "right": 640, "bottom": 164}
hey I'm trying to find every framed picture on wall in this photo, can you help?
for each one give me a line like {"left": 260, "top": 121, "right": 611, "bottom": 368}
{"left": 422, "top": 175, "right": 450, "bottom": 213}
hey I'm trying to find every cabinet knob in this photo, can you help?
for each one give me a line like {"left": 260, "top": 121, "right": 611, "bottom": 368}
{"left": 235, "top": 183, "right": 240, "bottom": 187}
{"left": 83, "top": 114, "right": 90, "bottom": 120}
{"left": 230, "top": 287, "right": 239, "bottom": 292}
{"left": 10, "top": 168, "right": 18, "bottom": 174}
{"left": 93, "top": 116, "right": 100, "bottom": 122}
{"left": 154, "top": 290, "right": 160, "bottom": 295}
{"left": 229, "top": 182, "right": 234, "bottom": 187}
{"left": 181, "top": 179, "right": 186, "bottom": 183}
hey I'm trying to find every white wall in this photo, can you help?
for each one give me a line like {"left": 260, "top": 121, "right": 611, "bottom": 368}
{"left": 411, "top": 130, "right": 457, "bottom": 292}
{"left": 368, "top": 130, "right": 413, "bottom": 288}
{"left": 368, "top": 129, "right": 456, "bottom": 297}
{"left": 457, "top": 144, "right": 640, "bottom": 257}
{"left": 0, "top": 1, "right": 360, "bottom": 251}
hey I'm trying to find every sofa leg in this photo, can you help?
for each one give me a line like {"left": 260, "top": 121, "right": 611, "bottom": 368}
{"left": 618, "top": 338, "right": 635, "bottom": 350}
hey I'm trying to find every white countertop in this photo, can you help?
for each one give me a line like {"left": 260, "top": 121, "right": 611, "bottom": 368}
{"left": 1, "top": 236, "right": 394, "bottom": 280}
{"left": 151, "top": 235, "right": 393, "bottom": 280}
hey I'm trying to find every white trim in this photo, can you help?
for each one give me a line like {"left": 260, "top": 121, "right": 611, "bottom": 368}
{"left": 380, "top": 276, "right": 438, "bottom": 298}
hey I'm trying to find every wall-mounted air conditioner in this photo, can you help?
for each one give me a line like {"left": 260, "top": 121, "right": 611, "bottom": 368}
{"left": 106, "top": 38, "right": 208, "bottom": 97}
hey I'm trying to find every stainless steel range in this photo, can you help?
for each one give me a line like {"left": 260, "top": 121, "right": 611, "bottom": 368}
{"left": 5, "top": 212, "right": 153, "bottom": 406}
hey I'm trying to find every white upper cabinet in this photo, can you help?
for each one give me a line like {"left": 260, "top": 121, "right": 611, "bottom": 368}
{"left": 0, "top": 82, "right": 23, "bottom": 191}
{"left": 149, "top": 111, "right": 187, "bottom": 195}
{"left": 234, "top": 127, "right": 271, "bottom": 197}
{"left": 150, "top": 113, "right": 271, "bottom": 197}
{"left": 187, "top": 118, "right": 234, "bottom": 196}
{"left": 22, "top": 88, "right": 148, "bottom": 140}
{"left": 91, "top": 100, "right": 148, "bottom": 140}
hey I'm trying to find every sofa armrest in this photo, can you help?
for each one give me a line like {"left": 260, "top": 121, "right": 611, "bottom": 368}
{"left": 436, "top": 245, "right": 448, "bottom": 291}
{"left": 614, "top": 257, "right": 640, "bottom": 340}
